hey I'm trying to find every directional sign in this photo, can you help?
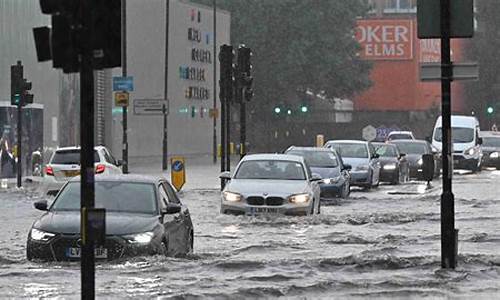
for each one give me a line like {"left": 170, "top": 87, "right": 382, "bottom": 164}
{"left": 170, "top": 156, "right": 186, "bottom": 191}
{"left": 362, "top": 125, "right": 377, "bottom": 141}
{"left": 420, "top": 62, "right": 479, "bottom": 81}
{"left": 114, "top": 91, "right": 129, "bottom": 107}
{"left": 112, "top": 76, "right": 134, "bottom": 91}
{"left": 133, "top": 99, "right": 167, "bottom": 115}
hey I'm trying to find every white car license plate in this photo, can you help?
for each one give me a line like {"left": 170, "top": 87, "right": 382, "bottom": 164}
{"left": 66, "top": 247, "right": 108, "bottom": 259}
{"left": 251, "top": 207, "right": 279, "bottom": 214}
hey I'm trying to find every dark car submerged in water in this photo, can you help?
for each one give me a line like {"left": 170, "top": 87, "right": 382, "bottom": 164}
{"left": 27, "top": 175, "right": 194, "bottom": 261}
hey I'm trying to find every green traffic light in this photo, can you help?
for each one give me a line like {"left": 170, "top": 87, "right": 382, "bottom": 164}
{"left": 274, "top": 107, "right": 281, "bottom": 114}
{"left": 300, "top": 105, "right": 308, "bottom": 113}
{"left": 487, "top": 106, "right": 494, "bottom": 114}
{"left": 287, "top": 109, "right": 292, "bottom": 115}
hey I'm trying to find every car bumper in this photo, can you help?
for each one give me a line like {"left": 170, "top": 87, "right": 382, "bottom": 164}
{"left": 221, "top": 201, "right": 312, "bottom": 216}
{"left": 379, "top": 169, "right": 398, "bottom": 182}
{"left": 482, "top": 155, "right": 500, "bottom": 168}
{"left": 27, "top": 234, "right": 163, "bottom": 261}
{"left": 319, "top": 182, "right": 345, "bottom": 198}
{"left": 453, "top": 154, "right": 479, "bottom": 170}
{"left": 349, "top": 171, "right": 371, "bottom": 187}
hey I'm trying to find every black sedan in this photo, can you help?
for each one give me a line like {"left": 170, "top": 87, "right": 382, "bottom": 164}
{"left": 389, "top": 140, "right": 439, "bottom": 180}
{"left": 285, "top": 146, "right": 351, "bottom": 199}
{"left": 480, "top": 131, "right": 500, "bottom": 169}
{"left": 373, "top": 142, "right": 409, "bottom": 184}
{"left": 27, "top": 175, "right": 194, "bottom": 261}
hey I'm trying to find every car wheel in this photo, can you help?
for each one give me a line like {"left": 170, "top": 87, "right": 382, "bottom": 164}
{"left": 188, "top": 230, "right": 194, "bottom": 254}
{"left": 26, "top": 243, "right": 33, "bottom": 261}
{"left": 162, "top": 238, "right": 169, "bottom": 257}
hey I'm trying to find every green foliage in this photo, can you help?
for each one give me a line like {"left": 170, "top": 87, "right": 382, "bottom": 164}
{"left": 465, "top": 1, "right": 500, "bottom": 119}
{"left": 195, "top": 0, "right": 371, "bottom": 101}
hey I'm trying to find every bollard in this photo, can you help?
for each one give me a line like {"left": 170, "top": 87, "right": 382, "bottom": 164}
{"left": 316, "top": 134, "right": 325, "bottom": 147}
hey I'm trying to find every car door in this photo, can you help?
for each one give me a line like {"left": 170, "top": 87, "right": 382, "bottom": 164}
{"left": 159, "top": 181, "right": 192, "bottom": 255}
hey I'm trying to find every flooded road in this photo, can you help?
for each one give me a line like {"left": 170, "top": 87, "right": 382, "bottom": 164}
{"left": 0, "top": 171, "right": 499, "bottom": 298}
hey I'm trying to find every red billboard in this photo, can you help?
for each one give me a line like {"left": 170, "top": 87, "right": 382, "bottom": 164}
{"left": 356, "top": 19, "right": 413, "bottom": 60}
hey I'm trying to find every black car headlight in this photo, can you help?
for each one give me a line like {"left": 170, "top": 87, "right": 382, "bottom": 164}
{"left": 124, "top": 231, "right": 154, "bottom": 244}
{"left": 30, "top": 228, "right": 56, "bottom": 242}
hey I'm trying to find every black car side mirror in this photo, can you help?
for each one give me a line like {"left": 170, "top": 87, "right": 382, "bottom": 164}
{"left": 399, "top": 153, "right": 406, "bottom": 158}
{"left": 219, "top": 171, "right": 231, "bottom": 180}
{"left": 163, "top": 203, "right": 181, "bottom": 214}
{"left": 116, "top": 159, "right": 124, "bottom": 167}
{"left": 34, "top": 200, "right": 48, "bottom": 211}
{"left": 343, "top": 164, "right": 352, "bottom": 171}
{"left": 477, "top": 137, "right": 483, "bottom": 145}
{"left": 372, "top": 153, "right": 380, "bottom": 159}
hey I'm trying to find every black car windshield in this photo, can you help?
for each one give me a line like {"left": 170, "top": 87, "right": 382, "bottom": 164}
{"left": 482, "top": 137, "right": 500, "bottom": 147}
{"left": 235, "top": 160, "right": 306, "bottom": 180}
{"left": 392, "top": 142, "right": 427, "bottom": 155}
{"left": 286, "top": 150, "right": 338, "bottom": 168}
{"left": 388, "top": 134, "right": 411, "bottom": 140}
{"left": 51, "top": 182, "right": 157, "bottom": 214}
{"left": 51, "top": 150, "right": 100, "bottom": 164}
{"left": 434, "top": 127, "right": 474, "bottom": 143}
{"left": 376, "top": 145, "right": 398, "bottom": 157}
{"left": 328, "top": 143, "right": 368, "bottom": 158}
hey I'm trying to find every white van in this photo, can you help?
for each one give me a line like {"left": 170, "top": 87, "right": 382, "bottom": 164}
{"left": 432, "top": 115, "right": 483, "bottom": 172}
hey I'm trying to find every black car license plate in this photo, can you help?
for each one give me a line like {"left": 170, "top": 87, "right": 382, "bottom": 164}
{"left": 251, "top": 207, "right": 278, "bottom": 214}
{"left": 66, "top": 247, "right": 108, "bottom": 259}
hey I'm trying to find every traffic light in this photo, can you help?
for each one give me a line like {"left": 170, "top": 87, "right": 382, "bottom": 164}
{"left": 219, "top": 45, "right": 234, "bottom": 103}
{"left": 10, "top": 61, "right": 33, "bottom": 106}
{"left": 34, "top": 0, "right": 121, "bottom": 73}
{"left": 236, "top": 45, "right": 253, "bottom": 102}
{"left": 274, "top": 106, "right": 282, "bottom": 114}
{"left": 487, "top": 105, "right": 494, "bottom": 115}
{"left": 300, "top": 104, "right": 308, "bottom": 113}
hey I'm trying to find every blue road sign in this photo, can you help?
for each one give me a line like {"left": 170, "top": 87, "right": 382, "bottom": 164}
{"left": 113, "top": 76, "right": 134, "bottom": 91}
{"left": 172, "top": 160, "right": 184, "bottom": 172}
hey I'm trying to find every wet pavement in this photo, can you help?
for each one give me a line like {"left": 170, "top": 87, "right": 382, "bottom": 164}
{"left": 0, "top": 168, "right": 499, "bottom": 298}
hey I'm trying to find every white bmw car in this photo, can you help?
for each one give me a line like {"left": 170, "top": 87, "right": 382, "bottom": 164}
{"left": 44, "top": 146, "right": 122, "bottom": 195}
{"left": 220, "top": 154, "right": 321, "bottom": 216}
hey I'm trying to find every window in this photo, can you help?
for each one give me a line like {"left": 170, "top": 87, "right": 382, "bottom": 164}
{"left": 235, "top": 160, "right": 306, "bottom": 180}
{"left": 383, "top": 0, "right": 416, "bottom": 13}
{"left": 51, "top": 149, "right": 100, "bottom": 164}
{"left": 103, "top": 149, "right": 116, "bottom": 165}
{"left": 160, "top": 182, "right": 181, "bottom": 204}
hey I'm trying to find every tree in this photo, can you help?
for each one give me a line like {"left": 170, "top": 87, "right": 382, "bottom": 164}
{"left": 464, "top": 0, "right": 500, "bottom": 127}
{"left": 195, "top": 0, "right": 372, "bottom": 150}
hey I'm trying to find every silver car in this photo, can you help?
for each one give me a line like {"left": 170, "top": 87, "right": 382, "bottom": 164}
{"left": 220, "top": 154, "right": 321, "bottom": 216}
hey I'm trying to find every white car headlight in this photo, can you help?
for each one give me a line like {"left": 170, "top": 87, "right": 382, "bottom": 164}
{"left": 466, "top": 147, "right": 475, "bottom": 156}
{"left": 125, "top": 231, "right": 154, "bottom": 244}
{"left": 30, "top": 228, "right": 55, "bottom": 242}
{"left": 288, "top": 193, "right": 311, "bottom": 204}
{"left": 223, "top": 191, "right": 242, "bottom": 202}
{"left": 417, "top": 158, "right": 423, "bottom": 166}
{"left": 490, "top": 152, "right": 499, "bottom": 158}
{"left": 383, "top": 163, "right": 397, "bottom": 170}
{"left": 355, "top": 165, "right": 369, "bottom": 171}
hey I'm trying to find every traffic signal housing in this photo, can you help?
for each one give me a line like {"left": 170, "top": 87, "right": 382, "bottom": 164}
{"left": 10, "top": 61, "right": 33, "bottom": 106}
{"left": 236, "top": 45, "right": 253, "bottom": 102}
{"left": 219, "top": 45, "right": 234, "bottom": 103}
{"left": 487, "top": 105, "right": 494, "bottom": 115}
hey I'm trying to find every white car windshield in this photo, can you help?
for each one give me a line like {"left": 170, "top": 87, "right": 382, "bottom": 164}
{"left": 51, "top": 182, "right": 157, "bottom": 214}
{"left": 434, "top": 127, "right": 474, "bottom": 143}
{"left": 286, "top": 150, "right": 339, "bottom": 168}
{"left": 51, "top": 150, "right": 100, "bottom": 164}
{"left": 235, "top": 160, "right": 306, "bottom": 180}
{"left": 482, "top": 137, "right": 500, "bottom": 147}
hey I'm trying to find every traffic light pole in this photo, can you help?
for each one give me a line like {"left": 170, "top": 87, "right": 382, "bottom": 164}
{"left": 121, "top": 0, "right": 129, "bottom": 174}
{"left": 440, "top": 0, "right": 457, "bottom": 269}
{"left": 16, "top": 102, "right": 22, "bottom": 188}
{"left": 80, "top": 2, "right": 96, "bottom": 298}
{"left": 225, "top": 92, "right": 231, "bottom": 175}
{"left": 162, "top": 0, "right": 170, "bottom": 171}
{"left": 240, "top": 93, "right": 246, "bottom": 159}
{"left": 212, "top": 0, "right": 217, "bottom": 165}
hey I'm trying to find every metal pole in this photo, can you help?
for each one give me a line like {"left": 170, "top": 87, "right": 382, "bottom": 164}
{"left": 212, "top": 0, "right": 217, "bottom": 164}
{"left": 226, "top": 95, "right": 231, "bottom": 173}
{"left": 440, "top": 0, "right": 456, "bottom": 269}
{"left": 80, "top": 0, "right": 96, "bottom": 297}
{"left": 162, "top": 0, "right": 170, "bottom": 171}
{"left": 121, "top": 0, "right": 129, "bottom": 174}
{"left": 220, "top": 82, "right": 226, "bottom": 189}
{"left": 16, "top": 102, "right": 22, "bottom": 188}
{"left": 240, "top": 94, "right": 246, "bottom": 159}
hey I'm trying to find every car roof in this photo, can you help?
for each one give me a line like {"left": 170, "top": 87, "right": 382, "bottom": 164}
{"left": 286, "top": 146, "right": 334, "bottom": 152}
{"left": 56, "top": 145, "right": 107, "bottom": 152}
{"left": 241, "top": 153, "right": 305, "bottom": 163}
{"left": 390, "top": 139, "right": 427, "bottom": 145}
{"left": 373, "top": 142, "right": 396, "bottom": 147}
{"left": 480, "top": 131, "right": 500, "bottom": 138}
{"left": 388, "top": 131, "right": 413, "bottom": 135}
{"left": 325, "top": 140, "right": 368, "bottom": 145}
{"left": 68, "top": 174, "right": 163, "bottom": 184}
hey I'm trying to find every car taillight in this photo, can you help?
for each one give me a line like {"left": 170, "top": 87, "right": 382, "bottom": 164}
{"left": 95, "top": 164, "right": 106, "bottom": 174}
{"left": 45, "top": 166, "right": 54, "bottom": 176}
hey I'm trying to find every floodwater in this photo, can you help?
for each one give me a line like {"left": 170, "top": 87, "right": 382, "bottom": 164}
{"left": 0, "top": 171, "right": 499, "bottom": 299}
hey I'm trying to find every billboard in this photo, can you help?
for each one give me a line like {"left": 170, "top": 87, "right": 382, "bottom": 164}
{"left": 355, "top": 19, "right": 413, "bottom": 60}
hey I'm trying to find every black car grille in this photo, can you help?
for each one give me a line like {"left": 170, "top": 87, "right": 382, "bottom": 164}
{"left": 50, "top": 234, "right": 125, "bottom": 261}
{"left": 246, "top": 196, "right": 284, "bottom": 206}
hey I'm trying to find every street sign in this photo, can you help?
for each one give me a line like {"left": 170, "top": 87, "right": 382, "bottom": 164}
{"left": 114, "top": 91, "right": 129, "bottom": 107}
{"left": 133, "top": 99, "right": 167, "bottom": 115}
{"left": 170, "top": 156, "right": 186, "bottom": 191}
{"left": 417, "top": 0, "right": 474, "bottom": 39}
{"left": 420, "top": 62, "right": 479, "bottom": 81}
{"left": 362, "top": 125, "right": 377, "bottom": 141}
{"left": 112, "top": 76, "right": 134, "bottom": 91}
